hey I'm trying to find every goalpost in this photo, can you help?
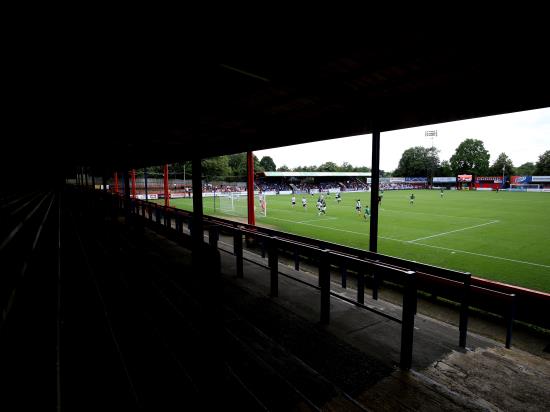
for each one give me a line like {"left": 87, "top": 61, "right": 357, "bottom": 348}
{"left": 217, "top": 192, "right": 233, "bottom": 212}
{"left": 509, "top": 183, "right": 542, "bottom": 192}
{"left": 257, "top": 192, "right": 267, "bottom": 217}
{"left": 214, "top": 191, "right": 267, "bottom": 218}
{"left": 215, "top": 192, "right": 254, "bottom": 218}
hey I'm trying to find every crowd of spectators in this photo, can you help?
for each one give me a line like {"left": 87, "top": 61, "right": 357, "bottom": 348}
{"left": 258, "top": 183, "right": 292, "bottom": 192}
{"left": 202, "top": 184, "right": 246, "bottom": 193}
{"left": 379, "top": 183, "right": 428, "bottom": 190}
{"left": 156, "top": 180, "right": 428, "bottom": 196}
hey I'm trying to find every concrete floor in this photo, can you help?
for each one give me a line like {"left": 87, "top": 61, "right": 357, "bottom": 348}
{"left": 141, "top": 222, "right": 550, "bottom": 410}
{"left": 210, "top": 233, "right": 550, "bottom": 410}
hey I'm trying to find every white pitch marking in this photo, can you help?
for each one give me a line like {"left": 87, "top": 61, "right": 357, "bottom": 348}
{"left": 296, "top": 217, "right": 338, "bottom": 224}
{"left": 411, "top": 241, "right": 550, "bottom": 270}
{"left": 408, "top": 220, "right": 500, "bottom": 242}
{"left": 264, "top": 216, "right": 550, "bottom": 269}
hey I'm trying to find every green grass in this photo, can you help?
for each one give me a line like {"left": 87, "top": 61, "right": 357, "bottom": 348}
{"left": 163, "top": 191, "right": 550, "bottom": 292}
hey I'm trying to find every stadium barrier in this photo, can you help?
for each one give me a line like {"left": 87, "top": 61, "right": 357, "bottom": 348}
{"left": 196, "top": 213, "right": 520, "bottom": 348}
{"left": 206, "top": 221, "right": 417, "bottom": 369}
{"left": 101, "top": 191, "right": 548, "bottom": 349}
{"left": 103, "top": 192, "right": 417, "bottom": 369}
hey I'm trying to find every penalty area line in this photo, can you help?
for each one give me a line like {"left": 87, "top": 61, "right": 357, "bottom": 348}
{"left": 408, "top": 220, "right": 500, "bottom": 242}
{"left": 296, "top": 217, "right": 338, "bottom": 224}
{"left": 411, "top": 242, "right": 550, "bottom": 270}
{"left": 264, "top": 216, "right": 550, "bottom": 270}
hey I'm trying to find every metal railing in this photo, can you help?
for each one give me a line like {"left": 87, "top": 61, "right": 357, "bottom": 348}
{"left": 104, "top": 193, "right": 523, "bottom": 350}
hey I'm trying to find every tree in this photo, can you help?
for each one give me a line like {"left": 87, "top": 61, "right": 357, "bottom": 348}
{"left": 340, "top": 162, "right": 354, "bottom": 172}
{"left": 317, "top": 161, "right": 339, "bottom": 172}
{"left": 227, "top": 152, "right": 264, "bottom": 176}
{"left": 534, "top": 150, "right": 550, "bottom": 175}
{"left": 259, "top": 156, "right": 276, "bottom": 171}
{"left": 438, "top": 160, "right": 453, "bottom": 177}
{"left": 228, "top": 153, "right": 247, "bottom": 177}
{"left": 277, "top": 165, "right": 290, "bottom": 171}
{"left": 515, "top": 162, "right": 536, "bottom": 176}
{"left": 254, "top": 155, "right": 264, "bottom": 173}
{"left": 488, "top": 153, "right": 514, "bottom": 177}
{"left": 449, "top": 139, "right": 490, "bottom": 176}
{"left": 202, "top": 156, "right": 231, "bottom": 179}
{"left": 294, "top": 165, "right": 317, "bottom": 172}
{"left": 169, "top": 161, "right": 192, "bottom": 179}
{"left": 393, "top": 146, "right": 440, "bottom": 178}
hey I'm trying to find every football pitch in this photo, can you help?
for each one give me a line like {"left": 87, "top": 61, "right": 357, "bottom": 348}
{"left": 164, "top": 191, "right": 550, "bottom": 293}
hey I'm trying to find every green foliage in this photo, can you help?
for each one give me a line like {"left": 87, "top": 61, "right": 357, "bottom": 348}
{"left": 488, "top": 152, "right": 514, "bottom": 176}
{"left": 259, "top": 156, "right": 277, "bottom": 171}
{"left": 449, "top": 139, "right": 490, "bottom": 176}
{"left": 394, "top": 146, "right": 440, "bottom": 178}
{"left": 254, "top": 155, "right": 263, "bottom": 173}
{"left": 294, "top": 165, "right": 318, "bottom": 172}
{"left": 292, "top": 162, "right": 370, "bottom": 173}
{"left": 317, "top": 161, "right": 339, "bottom": 172}
{"left": 224, "top": 153, "right": 263, "bottom": 178}
{"left": 534, "top": 150, "right": 550, "bottom": 175}
{"left": 352, "top": 165, "right": 371, "bottom": 173}
{"left": 202, "top": 156, "right": 231, "bottom": 179}
{"left": 515, "top": 162, "right": 536, "bottom": 176}
{"left": 438, "top": 160, "right": 454, "bottom": 177}
{"left": 340, "top": 162, "right": 354, "bottom": 172}
{"left": 142, "top": 156, "right": 369, "bottom": 178}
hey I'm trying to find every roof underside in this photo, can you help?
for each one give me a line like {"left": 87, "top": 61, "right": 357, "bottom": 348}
{"left": 7, "top": 29, "right": 550, "bottom": 175}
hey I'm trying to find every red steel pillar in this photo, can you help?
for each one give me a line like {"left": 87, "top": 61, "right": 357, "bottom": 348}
{"left": 247, "top": 151, "right": 255, "bottom": 226}
{"left": 131, "top": 169, "right": 136, "bottom": 199}
{"left": 164, "top": 164, "right": 170, "bottom": 207}
{"left": 114, "top": 172, "right": 119, "bottom": 194}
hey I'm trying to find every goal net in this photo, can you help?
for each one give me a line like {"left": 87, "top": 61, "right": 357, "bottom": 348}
{"left": 509, "top": 184, "right": 542, "bottom": 192}
{"left": 216, "top": 192, "right": 248, "bottom": 217}
{"left": 213, "top": 192, "right": 267, "bottom": 218}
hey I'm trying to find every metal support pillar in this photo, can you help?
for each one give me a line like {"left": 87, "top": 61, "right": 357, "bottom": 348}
{"left": 131, "top": 169, "right": 136, "bottom": 199}
{"left": 340, "top": 259, "right": 347, "bottom": 288}
{"left": 400, "top": 271, "right": 416, "bottom": 370}
{"left": 372, "top": 270, "right": 379, "bottom": 300}
{"left": 319, "top": 250, "right": 331, "bottom": 324}
{"left": 209, "top": 226, "right": 219, "bottom": 249}
{"left": 269, "top": 237, "right": 278, "bottom": 297}
{"left": 459, "top": 273, "right": 471, "bottom": 348}
{"left": 191, "top": 157, "right": 203, "bottom": 249}
{"left": 247, "top": 151, "right": 255, "bottom": 226}
{"left": 114, "top": 172, "right": 119, "bottom": 194}
{"left": 144, "top": 167, "right": 148, "bottom": 200}
{"left": 357, "top": 272, "right": 365, "bottom": 304}
{"left": 294, "top": 247, "right": 300, "bottom": 271}
{"left": 505, "top": 295, "right": 516, "bottom": 349}
{"left": 122, "top": 170, "right": 131, "bottom": 222}
{"left": 370, "top": 130, "right": 380, "bottom": 253}
{"left": 164, "top": 164, "right": 170, "bottom": 207}
{"left": 234, "top": 231, "right": 243, "bottom": 278}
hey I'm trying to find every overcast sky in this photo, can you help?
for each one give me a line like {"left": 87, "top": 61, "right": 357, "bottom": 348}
{"left": 254, "top": 107, "right": 550, "bottom": 172}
